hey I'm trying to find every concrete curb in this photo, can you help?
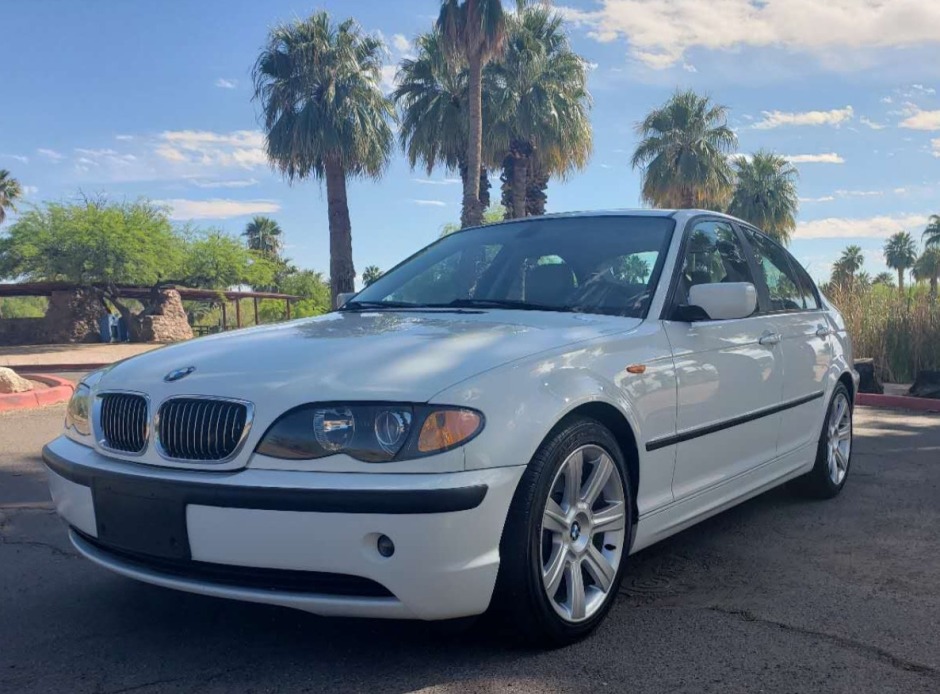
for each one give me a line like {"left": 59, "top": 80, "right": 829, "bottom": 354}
{"left": 857, "top": 392, "right": 940, "bottom": 413}
{"left": 0, "top": 375, "right": 75, "bottom": 413}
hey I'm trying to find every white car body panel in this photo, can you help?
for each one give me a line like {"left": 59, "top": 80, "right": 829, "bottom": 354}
{"left": 43, "top": 209, "right": 858, "bottom": 622}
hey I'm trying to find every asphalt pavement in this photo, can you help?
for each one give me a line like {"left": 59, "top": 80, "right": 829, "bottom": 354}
{"left": 1, "top": 404, "right": 938, "bottom": 693}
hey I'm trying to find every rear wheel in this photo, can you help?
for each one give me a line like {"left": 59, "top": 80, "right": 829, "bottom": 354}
{"left": 493, "top": 417, "right": 632, "bottom": 645}
{"left": 794, "top": 383, "right": 853, "bottom": 499}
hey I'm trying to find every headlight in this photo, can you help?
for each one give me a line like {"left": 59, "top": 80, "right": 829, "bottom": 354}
{"left": 64, "top": 384, "right": 92, "bottom": 441}
{"left": 256, "top": 404, "right": 483, "bottom": 462}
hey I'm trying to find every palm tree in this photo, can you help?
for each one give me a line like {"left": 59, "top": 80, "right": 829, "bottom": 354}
{"left": 253, "top": 12, "right": 395, "bottom": 305}
{"left": 832, "top": 245, "right": 864, "bottom": 288}
{"left": 872, "top": 272, "right": 895, "bottom": 287}
{"left": 362, "top": 265, "right": 383, "bottom": 286}
{"left": 393, "top": 29, "right": 492, "bottom": 211}
{"left": 490, "top": 4, "right": 592, "bottom": 219}
{"left": 0, "top": 170, "right": 22, "bottom": 225}
{"left": 727, "top": 151, "right": 799, "bottom": 245}
{"left": 631, "top": 90, "right": 737, "bottom": 210}
{"left": 923, "top": 214, "right": 940, "bottom": 248}
{"left": 883, "top": 231, "right": 917, "bottom": 290}
{"left": 437, "top": 0, "right": 507, "bottom": 228}
{"left": 242, "top": 216, "right": 284, "bottom": 259}
{"left": 913, "top": 246, "right": 940, "bottom": 296}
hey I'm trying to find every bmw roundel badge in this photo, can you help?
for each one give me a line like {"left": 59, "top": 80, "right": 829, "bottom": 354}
{"left": 164, "top": 366, "right": 196, "bottom": 383}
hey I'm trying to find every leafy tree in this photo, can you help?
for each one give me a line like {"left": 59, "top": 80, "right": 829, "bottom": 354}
{"left": 883, "top": 231, "right": 917, "bottom": 290}
{"left": 362, "top": 265, "right": 383, "bottom": 286}
{"left": 727, "top": 151, "right": 799, "bottom": 245}
{"left": 0, "top": 199, "right": 185, "bottom": 284}
{"left": 0, "top": 170, "right": 22, "bottom": 225}
{"left": 267, "top": 268, "right": 331, "bottom": 320}
{"left": 913, "top": 246, "right": 940, "bottom": 296}
{"left": 437, "top": 0, "right": 507, "bottom": 228}
{"left": 253, "top": 11, "right": 395, "bottom": 306}
{"left": 923, "top": 214, "right": 940, "bottom": 248}
{"left": 440, "top": 204, "right": 507, "bottom": 236}
{"left": 242, "top": 216, "right": 284, "bottom": 259}
{"left": 872, "top": 272, "right": 895, "bottom": 287}
{"left": 491, "top": 4, "right": 591, "bottom": 219}
{"left": 632, "top": 90, "right": 737, "bottom": 210}
{"left": 182, "top": 231, "right": 277, "bottom": 290}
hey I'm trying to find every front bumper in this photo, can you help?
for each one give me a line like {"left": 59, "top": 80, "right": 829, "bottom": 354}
{"left": 43, "top": 436, "right": 525, "bottom": 620}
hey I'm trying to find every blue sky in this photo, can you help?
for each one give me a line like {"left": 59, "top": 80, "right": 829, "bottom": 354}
{"left": 3, "top": 0, "right": 940, "bottom": 283}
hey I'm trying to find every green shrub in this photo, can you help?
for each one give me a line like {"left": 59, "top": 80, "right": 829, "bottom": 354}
{"left": 827, "top": 284, "right": 940, "bottom": 383}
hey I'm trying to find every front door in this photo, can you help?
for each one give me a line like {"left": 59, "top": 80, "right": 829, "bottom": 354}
{"left": 661, "top": 219, "right": 784, "bottom": 501}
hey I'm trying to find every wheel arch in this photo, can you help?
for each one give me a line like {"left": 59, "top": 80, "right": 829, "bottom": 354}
{"left": 837, "top": 371, "right": 856, "bottom": 402}
{"left": 553, "top": 401, "right": 640, "bottom": 529}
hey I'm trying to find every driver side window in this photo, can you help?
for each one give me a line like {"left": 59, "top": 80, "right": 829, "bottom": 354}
{"left": 676, "top": 221, "right": 755, "bottom": 308}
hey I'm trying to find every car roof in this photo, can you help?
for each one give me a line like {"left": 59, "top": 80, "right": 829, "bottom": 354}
{"left": 464, "top": 208, "right": 749, "bottom": 228}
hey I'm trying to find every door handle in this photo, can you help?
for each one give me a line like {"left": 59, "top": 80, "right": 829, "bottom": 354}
{"left": 815, "top": 325, "right": 831, "bottom": 338}
{"left": 758, "top": 331, "right": 781, "bottom": 346}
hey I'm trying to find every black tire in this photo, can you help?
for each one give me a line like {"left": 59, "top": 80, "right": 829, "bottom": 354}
{"left": 491, "top": 416, "right": 633, "bottom": 646}
{"left": 793, "top": 382, "right": 853, "bottom": 499}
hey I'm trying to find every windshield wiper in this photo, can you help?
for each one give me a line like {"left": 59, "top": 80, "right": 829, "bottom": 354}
{"left": 341, "top": 300, "right": 422, "bottom": 311}
{"left": 435, "top": 298, "right": 578, "bottom": 313}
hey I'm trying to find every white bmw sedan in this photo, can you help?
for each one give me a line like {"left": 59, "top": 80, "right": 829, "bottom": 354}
{"left": 44, "top": 210, "right": 857, "bottom": 644}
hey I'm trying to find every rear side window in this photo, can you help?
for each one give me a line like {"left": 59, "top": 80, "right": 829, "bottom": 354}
{"left": 743, "top": 229, "right": 806, "bottom": 312}
{"left": 788, "top": 253, "right": 822, "bottom": 310}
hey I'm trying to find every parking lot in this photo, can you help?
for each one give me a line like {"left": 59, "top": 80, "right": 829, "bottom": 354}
{"left": 1, "top": 403, "right": 938, "bottom": 693}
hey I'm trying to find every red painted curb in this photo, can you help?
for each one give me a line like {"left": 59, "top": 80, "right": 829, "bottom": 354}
{"left": 857, "top": 392, "right": 940, "bottom": 413}
{"left": 0, "top": 374, "right": 75, "bottom": 412}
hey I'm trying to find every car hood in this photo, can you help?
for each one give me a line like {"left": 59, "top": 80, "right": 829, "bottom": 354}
{"left": 98, "top": 310, "right": 639, "bottom": 406}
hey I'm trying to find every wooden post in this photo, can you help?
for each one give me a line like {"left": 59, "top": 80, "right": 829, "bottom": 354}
{"left": 235, "top": 298, "right": 242, "bottom": 328}
{"left": 253, "top": 297, "right": 259, "bottom": 326}
{"left": 285, "top": 299, "right": 291, "bottom": 320}
{"left": 221, "top": 301, "right": 228, "bottom": 331}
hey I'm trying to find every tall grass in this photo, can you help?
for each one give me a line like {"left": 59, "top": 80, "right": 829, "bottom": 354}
{"left": 827, "top": 284, "right": 940, "bottom": 383}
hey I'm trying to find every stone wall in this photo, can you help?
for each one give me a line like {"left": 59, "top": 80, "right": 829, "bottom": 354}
{"left": 0, "top": 287, "right": 192, "bottom": 346}
{"left": 0, "top": 318, "right": 47, "bottom": 346}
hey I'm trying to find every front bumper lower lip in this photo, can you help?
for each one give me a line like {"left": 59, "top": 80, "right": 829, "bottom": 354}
{"left": 42, "top": 445, "right": 487, "bottom": 515}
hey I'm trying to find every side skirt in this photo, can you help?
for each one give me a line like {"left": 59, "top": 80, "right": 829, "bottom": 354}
{"left": 630, "top": 441, "right": 815, "bottom": 554}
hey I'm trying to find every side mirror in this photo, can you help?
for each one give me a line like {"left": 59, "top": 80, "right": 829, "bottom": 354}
{"left": 335, "top": 292, "right": 356, "bottom": 309}
{"left": 686, "top": 282, "right": 757, "bottom": 321}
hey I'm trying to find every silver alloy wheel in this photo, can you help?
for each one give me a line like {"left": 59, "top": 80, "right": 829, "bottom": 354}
{"left": 827, "top": 392, "right": 852, "bottom": 485}
{"left": 540, "top": 444, "right": 626, "bottom": 623}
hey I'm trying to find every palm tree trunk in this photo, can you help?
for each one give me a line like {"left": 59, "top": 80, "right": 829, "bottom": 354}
{"left": 325, "top": 159, "right": 355, "bottom": 307}
{"left": 510, "top": 154, "right": 528, "bottom": 219}
{"left": 898, "top": 268, "right": 904, "bottom": 291}
{"left": 526, "top": 161, "right": 548, "bottom": 217}
{"left": 931, "top": 274, "right": 937, "bottom": 297}
{"left": 461, "top": 55, "right": 484, "bottom": 228}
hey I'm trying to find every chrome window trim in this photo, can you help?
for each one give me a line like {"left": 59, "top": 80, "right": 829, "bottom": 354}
{"left": 93, "top": 390, "right": 152, "bottom": 457}
{"left": 153, "top": 395, "right": 255, "bottom": 465}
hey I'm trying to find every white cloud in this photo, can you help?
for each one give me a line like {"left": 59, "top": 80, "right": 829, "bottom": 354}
{"left": 903, "top": 83, "right": 936, "bottom": 96}
{"left": 379, "top": 64, "right": 397, "bottom": 94}
{"left": 1, "top": 153, "right": 28, "bottom": 164}
{"left": 188, "top": 178, "right": 259, "bottom": 189}
{"left": 785, "top": 153, "right": 845, "bottom": 164}
{"left": 860, "top": 116, "right": 886, "bottom": 130}
{"left": 215, "top": 78, "right": 238, "bottom": 89}
{"left": 411, "top": 199, "right": 447, "bottom": 207}
{"left": 932, "top": 137, "right": 940, "bottom": 157}
{"left": 115, "top": 134, "right": 135, "bottom": 141}
{"left": 752, "top": 106, "right": 853, "bottom": 129}
{"left": 559, "top": 0, "right": 940, "bottom": 69}
{"left": 392, "top": 34, "right": 411, "bottom": 54}
{"left": 155, "top": 198, "right": 280, "bottom": 220}
{"left": 21, "top": 185, "right": 39, "bottom": 196}
{"left": 155, "top": 130, "right": 267, "bottom": 169}
{"left": 412, "top": 177, "right": 461, "bottom": 186}
{"left": 681, "top": 62, "right": 697, "bottom": 73}
{"left": 799, "top": 195, "right": 836, "bottom": 203}
{"left": 880, "top": 96, "right": 894, "bottom": 104}
{"left": 899, "top": 108, "right": 940, "bottom": 130}
{"left": 796, "top": 213, "right": 930, "bottom": 239}
{"left": 72, "top": 147, "right": 137, "bottom": 173}
{"left": 834, "top": 189, "right": 883, "bottom": 197}
{"left": 37, "top": 148, "right": 65, "bottom": 161}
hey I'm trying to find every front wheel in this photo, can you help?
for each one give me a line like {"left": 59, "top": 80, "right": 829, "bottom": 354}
{"left": 794, "top": 383, "right": 853, "bottom": 499}
{"left": 492, "top": 417, "right": 633, "bottom": 646}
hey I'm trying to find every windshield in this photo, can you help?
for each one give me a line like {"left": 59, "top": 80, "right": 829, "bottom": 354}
{"left": 347, "top": 216, "right": 675, "bottom": 318}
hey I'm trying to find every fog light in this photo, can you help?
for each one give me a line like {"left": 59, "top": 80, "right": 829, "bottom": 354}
{"left": 377, "top": 534, "right": 395, "bottom": 558}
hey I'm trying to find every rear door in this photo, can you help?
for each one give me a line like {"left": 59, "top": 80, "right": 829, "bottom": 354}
{"left": 661, "top": 219, "right": 784, "bottom": 501}
{"left": 740, "top": 228, "right": 831, "bottom": 456}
